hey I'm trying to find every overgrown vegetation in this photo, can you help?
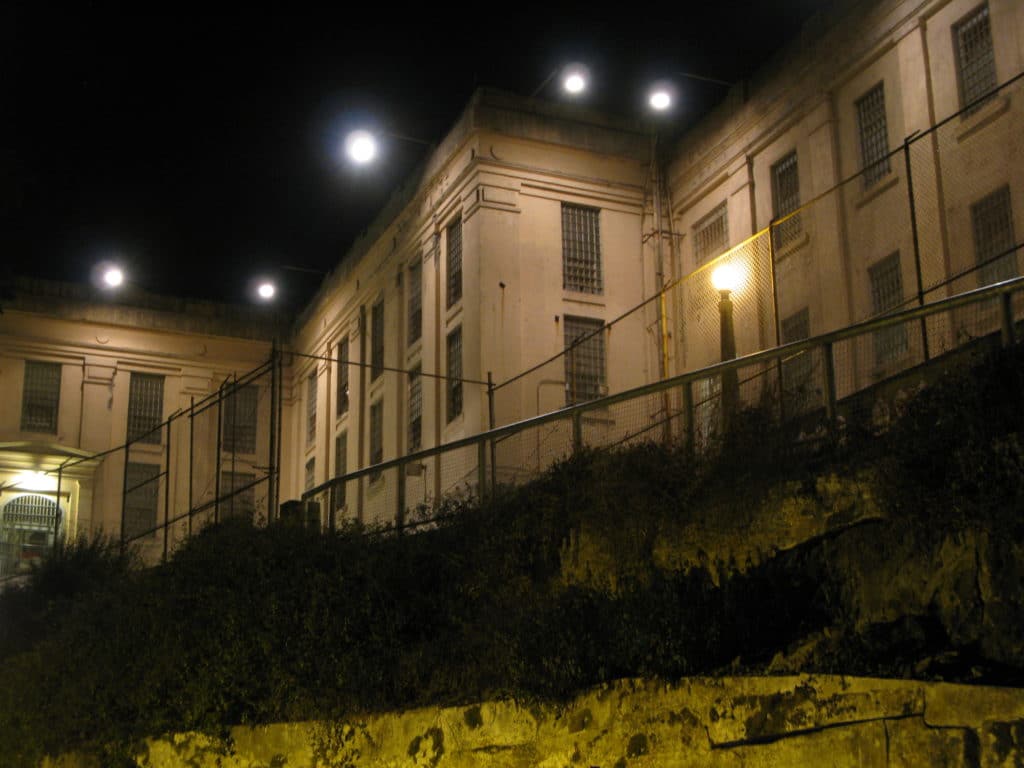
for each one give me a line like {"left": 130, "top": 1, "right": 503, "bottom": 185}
{"left": 2, "top": 346, "right": 1023, "bottom": 766}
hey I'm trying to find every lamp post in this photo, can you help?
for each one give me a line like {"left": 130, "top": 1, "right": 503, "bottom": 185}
{"left": 711, "top": 263, "right": 742, "bottom": 431}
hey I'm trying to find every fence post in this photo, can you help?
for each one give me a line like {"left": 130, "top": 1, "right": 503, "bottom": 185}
{"left": 903, "top": 133, "right": 930, "bottom": 362}
{"left": 487, "top": 372, "right": 497, "bottom": 494}
{"left": 477, "top": 440, "right": 487, "bottom": 501}
{"left": 396, "top": 460, "right": 407, "bottom": 530}
{"left": 54, "top": 464, "right": 63, "bottom": 557}
{"left": 214, "top": 379, "right": 224, "bottom": 524}
{"left": 768, "top": 219, "right": 786, "bottom": 423}
{"left": 188, "top": 396, "right": 195, "bottom": 537}
{"left": 572, "top": 409, "right": 583, "bottom": 454}
{"left": 163, "top": 418, "right": 172, "bottom": 562}
{"left": 1001, "top": 291, "right": 1016, "bottom": 347}
{"left": 120, "top": 442, "right": 130, "bottom": 553}
{"left": 823, "top": 341, "right": 838, "bottom": 435}
{"left": 683, "top": 380, "right": 695, "bottom": 457}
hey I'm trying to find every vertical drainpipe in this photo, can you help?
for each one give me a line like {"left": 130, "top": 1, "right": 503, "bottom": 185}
{"left": 433, "top": 229, "right": 443, "bottom": 508}
{"left": 356, "top": 305, "right": 367, "bottom": 523}
{"left": 322, "top": 342, "right": 332, "bottom": 530}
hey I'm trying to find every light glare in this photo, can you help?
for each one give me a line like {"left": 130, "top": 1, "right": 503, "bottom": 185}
{"left": 345, "top": 130, "right": 378, "bottom": 164}
{"left": 711, "top": 263, "right": 743, "bottom": 293}
{"left": 257, "top": 282, "right": 276, "bottom": 300}
{"left": 563, "top": 72, "right": 586, "bottom": 94}
{"left": 103, "top": 267, "right": 124, "bottom": 287}
{"left": 649, "top": 89, "right": 672, "bottom": 111}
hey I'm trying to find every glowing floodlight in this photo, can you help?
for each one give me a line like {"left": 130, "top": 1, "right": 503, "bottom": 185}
{"left": 711, "top": 262, "right": 744, "bottom": 294}
{"left": 345, "top": 130, "right": 378, "bottom": 164}
{"left": 103, "top": 266, "right": 124, "bottom": 288}
{"left": 257, "top": 281, "right": 276, "bottom": 300}
{"left": 562, "top": 65, "right": 589, "bottom": 95}
{"left": 648, "top": 88, "right": 672, "bottom": 111}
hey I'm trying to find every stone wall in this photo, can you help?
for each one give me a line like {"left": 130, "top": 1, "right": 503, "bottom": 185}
{"left": 46, "top": 675, "right": 1024, "bottom": 767}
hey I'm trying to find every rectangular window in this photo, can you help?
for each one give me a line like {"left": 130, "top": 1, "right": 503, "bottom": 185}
{"left": 221, "top": 384, "right": 258, "bottom": 454}
{"left": 771, "top": 151, "right": 801, "bottom": 249}
{"left": 694, "top": 202, "right": 729, "bottom": 266}
{"left": 564, "top": 316, "right": 606, "bottom": 405}
{"left": 446, "top": 328, "right": 463, "bottom": 423}
{"left": 369, "top": 401, "right": 383, "bottom": 480}
{"left": 333, "top": 432, "right": 347, "bottom": 512}
{"left": 221, "top": 471, "right": 255, "bottom": 521}
{"left": 972, "top": 185, "right": 1017, "bottom": 287}
{"left": 306, "top": 371, "right": 317, "bottom": 447}
{"left": 371, "top": 298, "right": 384, "bottom": 381}
{"left": 20, "top": 361, "right": 61, "bottom": 434}
{"left": 127, "top": 373, "right": 164, "bottom": 445}
{"left": 304, "top": 458, "right": 315, "bottom": 492}
{"left": 856, "top": 83, "right": 890, "bottom": 188}
{"left": 562, "top": 203, "right": 603, "bottom": 294}
{"left": 446, "top": 218, "right": 463, "bottom": 308}
{"left": 408, "top": 259, "right": 422, "bottom": 345}
{"left": 124, "top": 462, "right": 160, "bottom": 540}
{"left": 408, "top": 366, "right": 422, "bottom": 451}
{"left": 869, "top": 252, "right": 908, "bottom": 364}
{"left": 336, "top": 337, "right": 350, "bottom": 417}
{"left": 954, "top": 3, "right": 996, "bottom": 114}
{"left": 781, "top": 308, "right": 814, "bottom": 414}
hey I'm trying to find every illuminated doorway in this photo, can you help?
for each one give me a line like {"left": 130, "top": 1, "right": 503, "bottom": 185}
{"left": 0, "top": 494, "right": 61, "bottom": 577}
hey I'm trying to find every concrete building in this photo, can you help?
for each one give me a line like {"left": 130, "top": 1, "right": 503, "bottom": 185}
{"left": 2, "top": 0, "right": 1021, "bottom": 564}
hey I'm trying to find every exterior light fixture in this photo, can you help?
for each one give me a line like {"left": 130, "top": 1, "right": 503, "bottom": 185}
{"left": 648, "top": 88, "right": 672, "bottom": 111}
{"left": 710, "top": 263, "right": 743, "bottom": 295}
{"left": 711, "top": 261, "right": 742, "bottom": 430}
{"left": 256, "top": 281, "right": 276, "bottom": 301}
{"left": 102, "top": 266, "right": 124, "bottom": 288}
{"left": 344, "top": 130, "right": 378, "bottom": 164}
{"left": 561, "top": 64, "right": 589, "bottom": 95}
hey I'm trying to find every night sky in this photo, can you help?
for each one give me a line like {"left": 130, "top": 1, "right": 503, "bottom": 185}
{"left": 9, "top": 2, "right": 827, "bottom": 308}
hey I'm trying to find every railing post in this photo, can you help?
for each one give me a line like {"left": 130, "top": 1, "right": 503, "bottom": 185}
{"left": 188, "top": 396, "right": 195, "bottom": 537}
{"left": 54, "top": 464, "right": 63, "bottom": 557}
{"left": 487, "top": 371, "right": 497, "bottom": 494}
{"left": 163, "top": 417, "right": 172, "bottom": 562}
{"left": 572, "top": 409, "right": 583, "bottom": 454}
{"left": 903, "top": 133, "right": 930, "bottom": 362}
{"left": 120, "top": 442, "right": 130, "bottom": 553}
{"left": 477, "top": 439, "right": 487, "bottom": 501}
{"left": 1001, "top": 292, "right": 1016, "bottom": 348}
{"left": 214, "top": 379, "right": 224, "bottom": 524}
{"left": 823, "top": 341, "right": 838, "bottom": 435}
{"left": 683, "top": 380, "right": 695, "bottom": 458}
{"left": 396, "top": 460, "right": 407, "bottom": 530}
{"left": 768, "top": 220, "right": 785, "bottom": 423}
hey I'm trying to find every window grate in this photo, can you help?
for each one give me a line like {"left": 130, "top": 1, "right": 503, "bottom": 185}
{"left": 408, "top": 259, "right": 422, "bottom": 345}
{"left": 446, "top": 328, "right": 463, "bottom": 423}
{"left": 221, "top": 471, "right": 255, "bottom": 521}
{"left": 333, "top": 433, "right": 347, "bottom": 512}
{"left": 337, "top": 337, "right": 350, "bottom": 416}
{"left": 771, "top": 152, "right": 801, "bottom": 249}
{"left": 694, "top": 202, "right": 728, "bottom": 266}
{"left": 408, "top": 366, "right": 422, "bottom": 451}
{"left": 2, "top": 494, "right": 60, "bottom": 532}
{"left": 446, "top": 219, "right": 463, "bottom": 308}
{"left": 124, "top": 462, "right": 160, "bottom": 539}
{"left": 21, "top": 361, "right": 61, "bottom": 434}
{"left": 955, "top": 4, "right": 996, "bottom": 114}
{"left": 972, "top": 185, "right": 1017, "bottom": 287}
{"left": 562, "top": 204, "right": 602, "bottom": 294}
{"left": 222, "top": 384, "right": 258, "bottom": 454}
{"left": 564, "top": 316, "right": 606, "bottom": 405}
{"left": 306, "top": 371, "right": 317, "bottom": 446}
{"left": 371, "top": 299, "right": 385, "bottom": 381}
{"left": 856, "top": 83, "right": 890, "bottom": 188}
{"left": 127, "top": 373, "right": 164, "bottom": 444}
{"left": 869, "top": 252, "right": 908, "bottom": 363}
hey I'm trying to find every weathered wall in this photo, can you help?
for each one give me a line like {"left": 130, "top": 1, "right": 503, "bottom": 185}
{"left": 45, "top": 675, "right": 1024, "bottom": 767}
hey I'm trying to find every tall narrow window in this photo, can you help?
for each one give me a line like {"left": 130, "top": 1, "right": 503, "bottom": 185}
{"left": 446, "top": 218, "right": 463, "bottom": 308}
{"left": 369, "top": 401, "right": 383, "bottom": 480}
{"left": 408, "top": 366, "right": 422, "bottom": 452}
{"left": 408, "top": 259, "right": 422, "bottom": 345}
{"left": 124, "top": 462, "right": 160, "bottom": 539}
{"left": 869, "top": 252, "right": 908, "bottom": 364}
{"left": 446, "top": 327, "right": 463, "bottom": 423}
{"left": 222, "top": 384, "right": 258, "bottom": 454}
{"left": 304, "top": 458, "right": 316, "bottom": 492}
{"left": 371, "top": 298, "right": 384, "bottom": 381}
{"left": 771, "top": 152, "right": 801, "bottom": 249}
{"left": 220, "top": 471, "right": 255, "bottom": 521}
{"left": 562, "top": 203, "right": 602, "bottom": 294}
{"left": 694, "top": 202, "right": 728, "bottom": 266}
{"left": 972, "top": 185, "right": 1016, "bottom": 287}
{"left": 20, "top": 361, "right": 61, "bottom": 434}
{"left": 563, "top": 316, "right": 606, "bottom": 404}
{"left": 856, "top": 83, "right": 890, "bottom": 188}
{"left": 954, "top": 4, "right": 996, "bottom": 114}
{"left": 127, "top": 373, "right": 164, "bottom": 444}
{"left": 306, "top": 371, "right": 317, "bottom": 446}
{"left": 333, "top": 432, "right": 347, "bottom": 512}
{"left": 336, "top": 337, "right": 350, "bottom": 416}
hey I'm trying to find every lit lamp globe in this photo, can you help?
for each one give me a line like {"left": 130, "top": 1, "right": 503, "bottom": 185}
{"left": 345, "top": 130, "right": 378, "bottom": 164}
{"left": 257, "top": 281, "right": 276, "bottom": 301}
{"left": 711, "top": 263, "right": 743, "bottom": 296}
{"left": 561, "top": 66, "right": 589, "bottom": 95}
{"left": 103, "top": 267, "right": 124, "bottom": 288}
{"left": 648, "top": 88, "right": 672, "bottom": 111}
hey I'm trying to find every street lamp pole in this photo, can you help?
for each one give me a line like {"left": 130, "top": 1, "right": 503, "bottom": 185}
{"left": 711, "top": 264, "right": 742, "bottom": 432}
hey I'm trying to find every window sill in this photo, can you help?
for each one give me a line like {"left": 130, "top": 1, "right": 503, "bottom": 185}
{"left": 773, "top": 231, "right": 810, "bottom": 261}
{"left": 854, "top": 173, "right": 899, "bottom": 210}
{"left": 446, "top": 302, "right": 463, "bottom": 327}
{"left": 956, "top": 96, "right": 1009, "bottom": 144}
{"left": 406, "top": 338, "right": 423, "bottom": 360}
{"left": 562, "top": 291, "right": 605, "bottom": 308}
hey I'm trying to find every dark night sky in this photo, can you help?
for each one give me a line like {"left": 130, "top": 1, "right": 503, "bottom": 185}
{"left": 8, "top": 1, "right": 828, "bottom": 308}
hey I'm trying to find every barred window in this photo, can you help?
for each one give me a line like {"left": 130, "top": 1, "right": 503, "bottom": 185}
{"left": 408, "top": 366, "right": 422, "bottom": 451}
{"left": 408, "top": 259, "right": 422, "bottom": 345}
{"left": 222, "top": 384, "right": 258, "bottom": 454}
{"left": 304, "top": 458, "right": 315, "bottom": 492}
{"left": 771, "top": 151, "right": 801, "bottom": 249}
{"left": 562, "top": 203, "right": 603, "bottom": 294}
{"left": 869, "top": 252, "right": 908, "bottom": 363}
{"left": 694, "top": 202, "right": 728, "bottom": 266}
{"left": 220, "top": 471, "right": 255, "bottom": 521}
{"left": 781, "top": 308, "right": 814, "bottom": 414}
{"left": 369, "top": 401, "right": 383, "bottom": 480}
{"left": 306, "top": 371, "right": 317, "bottom": 447}
{"left": 127, "top": 373, "right": 164, "bottom": 445}
{"left": 333, "top": 432, "right": 347, "bottom": 512}
{"left": 564, "top": 316, "right": 606, "bottom": 405}
{"left": 446, "top": 218, "right": 463, "bottom": 308}
{"left": 124, "top": 462, "right": 160, "bottom": 539}
{"left": 337, "top": 337, "right": 350, "bottom": 417}
{"left": 856, "top": 83, "right": 890, "bottom": 188}
{"left": 972, "top": 185, "right": 1017, "bottom": 287}
{"left": 371, "top": 298, "right": 385, "bottom": 381}
{"left": 446, "top": 328, "right": 463, "bottom": 423}
{"left": 21, "top": 361, "right": 61, "bottom": 434}
{"left": 954, "top": 4, "right": 996, "bottom": 114}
